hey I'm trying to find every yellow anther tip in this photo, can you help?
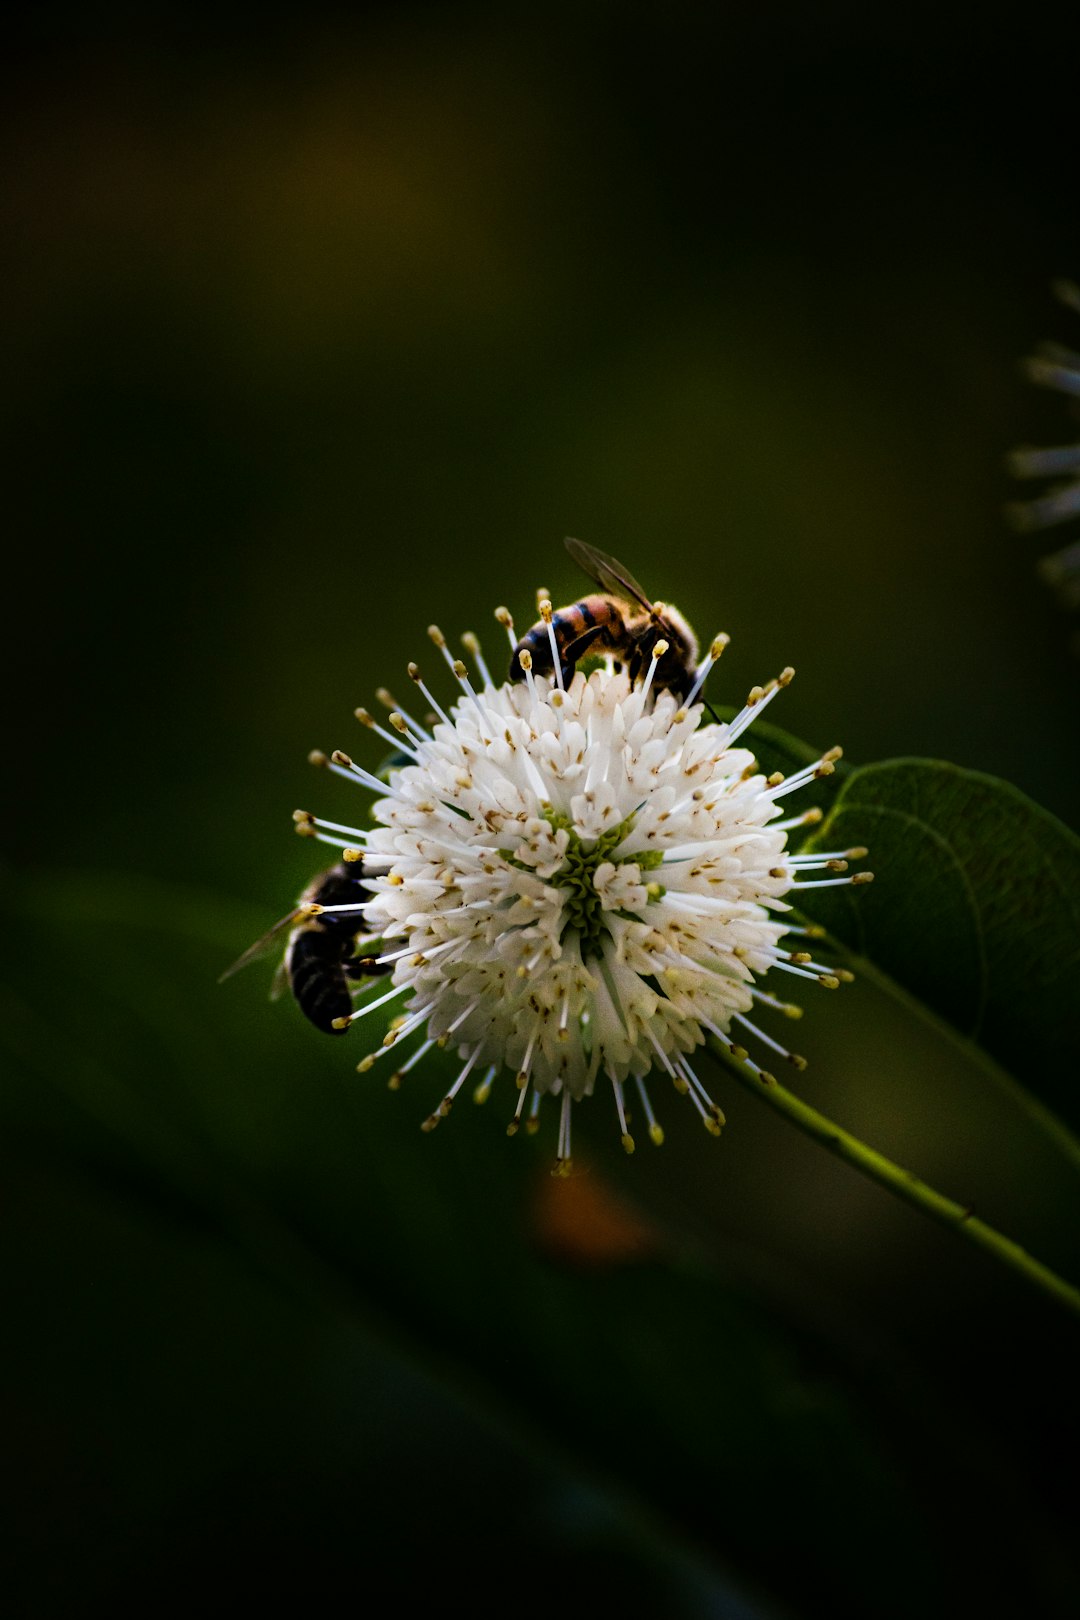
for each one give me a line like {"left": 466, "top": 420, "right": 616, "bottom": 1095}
{"left": 552, "top": 1158, "right": 573, "bottom": 1178}
{"left": 704, "top": 1116, "right": 723, "bottom": 1137}
{"left": 819, "top": 974, "right": 840, "bottom": 989}
{"left": 356, "top": 1056, "right": 375, "bottom": 1073}
{"left": 427, "top": 625, "right": 445, "bottom": 646}
{"left": 307, "top": 749, "right": 328, "bottom": 767}
{"left": 331, "top": 1016, "right": 350, "bottom": 1031}
{"left": 649, "top": 1124, "right": 665, "bottom": 1147}
{"left": 852, "top": 871, "right": 875, "bottom": 885}
{"left": 342, "top": 847, "right": 364, "bottom": 863}
{"left": 621, "top": 1133, "right": 636, "bottom": 1155}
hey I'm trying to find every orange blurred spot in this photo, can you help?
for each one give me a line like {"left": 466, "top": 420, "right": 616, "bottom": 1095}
{"left": 530, "top": 1162, "right": 667, "bottom": 1267}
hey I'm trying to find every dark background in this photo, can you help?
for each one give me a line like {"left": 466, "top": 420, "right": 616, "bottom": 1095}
{"left": 4, "top": 7, "right": 1080, "bottom": 1617}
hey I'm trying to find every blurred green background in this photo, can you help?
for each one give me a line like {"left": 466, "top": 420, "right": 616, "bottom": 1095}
{"left": 4, "top": 6, "right": 1080, "bottom": 1617}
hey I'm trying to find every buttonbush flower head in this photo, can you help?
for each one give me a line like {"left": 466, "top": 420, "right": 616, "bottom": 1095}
{"left": 1008, "top": 278, "right": 1080, "bottom": 638}
{"left": 287, "top": 585, "right": 871, "bottom": 1175}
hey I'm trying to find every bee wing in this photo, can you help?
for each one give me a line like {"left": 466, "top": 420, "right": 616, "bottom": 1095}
{"left": 564, "top": 537, "right": 654, "bottom": 612}
{"left": 217, "top": 907, "right": 306, "bottom": 984}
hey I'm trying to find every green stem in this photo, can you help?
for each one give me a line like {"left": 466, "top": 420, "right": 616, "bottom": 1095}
{"left": 708, "top": 1039, "right": 1080, "bottom": 1319}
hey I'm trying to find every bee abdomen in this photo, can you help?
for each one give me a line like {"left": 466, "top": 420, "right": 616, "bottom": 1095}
{"left": 509, "top": 598, "right": 611, "bottom": 681}
{"left": 287, "top": 929, "right": 353, "bottom": 1034}
{"left": 509, "top": 623, "right": 558, "bottom": 680}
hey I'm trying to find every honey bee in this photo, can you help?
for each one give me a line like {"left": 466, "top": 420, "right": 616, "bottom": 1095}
{"left": 219, "top": 859, "right": 390, "bottom": 1034}
{"left": 510, "top": 537, "right": 702, "bottom": 701}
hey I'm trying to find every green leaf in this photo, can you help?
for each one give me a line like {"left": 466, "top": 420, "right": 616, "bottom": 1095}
{"left": 802, "top": 759, "right": 1080, "bottom": 1160}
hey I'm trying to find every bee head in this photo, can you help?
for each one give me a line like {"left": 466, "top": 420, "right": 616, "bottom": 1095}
{"left": 652, "top": 604, "right": 700, "bottom": 699}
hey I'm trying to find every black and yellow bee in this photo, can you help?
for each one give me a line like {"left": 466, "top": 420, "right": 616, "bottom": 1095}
{"left": 219, "top": 859, "right": 389, "bottom": 1034}
{"left": 510, "top": 537, "right": 702, "bottom": 701}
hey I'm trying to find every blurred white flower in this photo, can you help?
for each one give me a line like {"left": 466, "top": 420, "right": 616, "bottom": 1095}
{"left": 299, "top": 616, "right": 870, "bottom": 1173}
{"left": 1008, "top": 279, "right": 1080, "bottom": 630}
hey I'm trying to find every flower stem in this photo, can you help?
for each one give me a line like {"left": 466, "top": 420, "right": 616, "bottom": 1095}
{"left": 708, "top": 1039, "right": 1080, "bottom": 1318}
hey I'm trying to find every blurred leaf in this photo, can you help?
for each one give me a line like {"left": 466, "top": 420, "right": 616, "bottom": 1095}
{"left": 802, "top": 759, "right": 1080, "bottom": 1164}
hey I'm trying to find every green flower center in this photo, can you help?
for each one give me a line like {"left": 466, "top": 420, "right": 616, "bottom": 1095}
{"left": 517, "top": 809, "right": 665, "bottom": 959}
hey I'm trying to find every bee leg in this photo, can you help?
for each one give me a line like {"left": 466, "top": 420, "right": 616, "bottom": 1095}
{"left": 345, "top": 955, "right": 394, "bottom": 981}
{"left": 560, "top": 625, "right": 605, "bottom": 684}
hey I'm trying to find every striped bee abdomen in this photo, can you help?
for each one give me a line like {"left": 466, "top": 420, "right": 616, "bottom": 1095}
{"left": 509, "top": 595, "right": 626, "bottom": 683}
{"left": 286, "top": 927, "right": 354, "bottom": 1034}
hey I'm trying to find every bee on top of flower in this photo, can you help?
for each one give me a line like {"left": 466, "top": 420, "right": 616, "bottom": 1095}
{"left": 1008, "top": 279, "right": 1080, "bottom": 638}
{"left": 225, "top": 544, "right": 872, "bottom": 1175}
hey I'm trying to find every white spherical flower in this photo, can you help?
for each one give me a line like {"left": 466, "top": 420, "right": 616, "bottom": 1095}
{"left": 291, "top": 609, "right": 871, "bottom": 1174}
